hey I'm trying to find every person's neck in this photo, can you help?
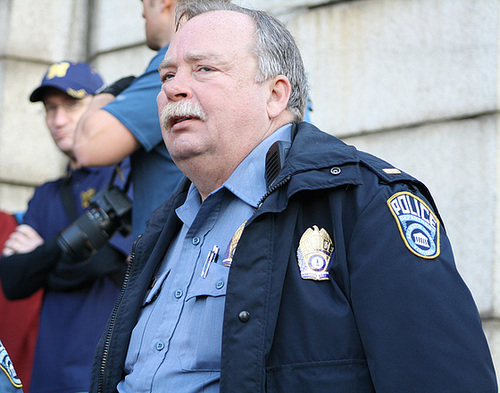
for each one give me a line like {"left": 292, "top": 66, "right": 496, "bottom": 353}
{"left": 184, "top": 158, "right": 238, "bottom": 201}
{"left": 180, "top": 116, "right": 294, "bottom": 200}
{"left": 68, "top": 155, "right": 82, "bottom": 170}
{"left": 188, "top": 124, "right": 294, "bottom": 200}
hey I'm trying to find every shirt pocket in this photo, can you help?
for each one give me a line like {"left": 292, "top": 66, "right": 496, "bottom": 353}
{"left": 179, "top": 262, "right": 229, "bottom": 371}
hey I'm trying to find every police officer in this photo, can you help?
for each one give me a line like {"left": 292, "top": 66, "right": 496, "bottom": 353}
{"left": 89, "top": 3, "right": 497, "bottom": 392}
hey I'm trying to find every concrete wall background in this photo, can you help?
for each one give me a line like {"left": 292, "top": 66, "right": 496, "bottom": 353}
{"left": 1, "top": 0, "right": 499, "bottom": 382}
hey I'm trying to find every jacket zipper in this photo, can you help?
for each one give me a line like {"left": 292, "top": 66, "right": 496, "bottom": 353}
{"left": 257, "top": 175, "right": 291, "bottom": 209}
{"left": 97, "top": 234, "right": 141, "bottom": 393}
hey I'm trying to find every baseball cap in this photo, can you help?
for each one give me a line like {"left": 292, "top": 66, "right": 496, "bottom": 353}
{"left": 30, "top": 61, "right": 105, "bottom": 102}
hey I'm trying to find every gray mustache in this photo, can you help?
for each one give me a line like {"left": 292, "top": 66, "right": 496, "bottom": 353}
{"left": 160, "top": 101, "right": 207, "bottom": 130}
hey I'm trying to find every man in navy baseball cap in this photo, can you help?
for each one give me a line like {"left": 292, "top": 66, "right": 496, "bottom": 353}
{"left": 0, "top": 60, "right": 133, "bottom": 393}
{"left": 30, "top": 61, "right": 104, "bottom": 102}
{"left": 28, "top": 61, "right": 104, "bottom": 159}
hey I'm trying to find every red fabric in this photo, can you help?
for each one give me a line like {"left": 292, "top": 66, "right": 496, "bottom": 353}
{"left": 0, "top": 211, "right": 43, "bottom": 393}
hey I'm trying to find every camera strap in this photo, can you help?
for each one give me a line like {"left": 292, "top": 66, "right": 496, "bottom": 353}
{"left": 60, "top": 177, "right": 78, "bottom": 221}
{"left": 111, "top": 161, "right": 132, "bottom": 193}
{"left": 60, "top": 162, "right": 130, "bottom": 221}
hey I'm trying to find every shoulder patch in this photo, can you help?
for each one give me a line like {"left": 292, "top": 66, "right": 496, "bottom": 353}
{"left": 0, "top": 340, "right": 22, "bottom": 389}
{"left": 387, "top": 191, "right": 440, "bottom": 259}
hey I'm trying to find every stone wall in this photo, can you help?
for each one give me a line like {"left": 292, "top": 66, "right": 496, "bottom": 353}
{"left": 1, "top": 0, "right": 499, "bottom": 382}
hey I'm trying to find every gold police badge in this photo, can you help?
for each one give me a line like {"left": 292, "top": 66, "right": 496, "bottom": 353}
{"left": 297, "top": 226, "right": 334, "bottom": 281}
{"left": 222, "top": 221, "right": 247, "bottom": 267}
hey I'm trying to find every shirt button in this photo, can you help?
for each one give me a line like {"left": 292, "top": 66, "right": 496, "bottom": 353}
{"left": 216, "top": 280, "right": 225, "bottom": 290}
{"left": 174, "top": 289, "right": 183, "bottom": 299}
{"left": 156, "top": 341, "right": 165, "bottom": 351}
{"left": 192, "top": 236, "right": 200, "bottom": 245}
{"left": 238, "top": 311, "right": 251, "bottom": 322}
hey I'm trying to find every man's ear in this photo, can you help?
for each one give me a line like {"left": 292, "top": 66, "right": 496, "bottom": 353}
{"left": 267, "top": 75, "right": 292, "bottom": 119}
{"left": 161, "top": 0, "right": 175, "bottom": 11}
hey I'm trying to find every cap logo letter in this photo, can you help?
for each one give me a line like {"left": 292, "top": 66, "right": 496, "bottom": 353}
{"left": 46, "top": 62, "right": 71, "bottom": 79}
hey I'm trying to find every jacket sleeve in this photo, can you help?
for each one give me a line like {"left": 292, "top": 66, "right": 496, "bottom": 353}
{"left": 46, "top": 243, "right": 127, "bottom": 290}
{"left": 0, "top": 240, "right": 127, "bottom": 300}
{"left": 347, "top": 182, "right": 497, "bottom": 392}
{"left": 0, "top": 239, "right": 61, "bottom": 299}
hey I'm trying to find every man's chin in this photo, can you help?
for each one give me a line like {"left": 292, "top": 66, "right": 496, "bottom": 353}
{"left": 168, "top": 143, "right": 207, "bottom": 164}
{"left": 57, "top": 143, "right": 74, "bottom": 156}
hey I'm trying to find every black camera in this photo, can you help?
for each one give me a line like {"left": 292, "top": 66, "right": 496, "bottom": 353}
{"left": 57, "top": 185, "right": 132, "bottom": 260}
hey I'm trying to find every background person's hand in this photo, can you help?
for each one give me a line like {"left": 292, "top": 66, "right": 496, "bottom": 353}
{"left": 2, "top": 224, "right": 44, "bottom": 257}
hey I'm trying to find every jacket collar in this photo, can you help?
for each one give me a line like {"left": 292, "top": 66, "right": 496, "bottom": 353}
{"left": 255, "top": 122, "right": 363, "bottom": 213}
{"left": 278, "top": 122, "right": 360, "bottom": 180}
{"left": 144, "top": 122, "right": 364, "bottom": 240}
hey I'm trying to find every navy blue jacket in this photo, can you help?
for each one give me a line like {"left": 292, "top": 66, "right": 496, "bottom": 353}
{"left": 91, "top": 122, "right": 497, "bottom": 392}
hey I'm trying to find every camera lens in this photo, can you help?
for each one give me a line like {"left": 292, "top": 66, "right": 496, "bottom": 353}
{"left": 57, "top": 185, "right": 132, "bottom": 260}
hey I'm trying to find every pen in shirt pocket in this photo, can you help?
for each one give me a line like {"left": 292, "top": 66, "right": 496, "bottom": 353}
{"left": 201, "top": 245, "right": 219, "bottom": 279}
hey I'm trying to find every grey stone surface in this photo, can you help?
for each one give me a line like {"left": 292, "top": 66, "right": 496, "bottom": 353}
{"left": 0, "top": 183, "right": 35, "bottom": 214}
{"left": 90, "top": 0, "right": 145, "bottom": 55}
{"left": 234, "top": 0, "right": 331, "bottom": 14}
{"left": 7, "top": 0, "right": 88, "bottom": 62}
{"left": 483, "top": 320, "right": 500, "bottom": 383}
{"left": 0, "top": 60, "right": 66, "bottom": 191}
{"left": 286, "top": 0, "right": 498, "bottom": 136}
{"left": 0, "top": 0, "right": 11, "bottom": 56}
{"left": 94, "top": 45, "right": 157, "bottom": 86}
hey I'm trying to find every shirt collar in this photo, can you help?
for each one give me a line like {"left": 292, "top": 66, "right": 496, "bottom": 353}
{"left": 223, "top": 123, "right": 293, "bottom": 208}
{"left": 177, "top": 123, "right": 293, "bottom": 226}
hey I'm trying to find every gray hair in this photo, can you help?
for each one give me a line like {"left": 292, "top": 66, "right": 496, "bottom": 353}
{"left": 175, "top": 0, "right": 308, "bottom": 122}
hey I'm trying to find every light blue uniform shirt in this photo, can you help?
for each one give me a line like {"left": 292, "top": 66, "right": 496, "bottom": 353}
{"left": 117, "top": 124, "right": 293, "bottom": 393}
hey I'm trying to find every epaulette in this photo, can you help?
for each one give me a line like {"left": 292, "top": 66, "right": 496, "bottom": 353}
{"left": 357, "top": 151, "right": 417, "bottom": 185}
{"left": 357, "top": 150, "right": 444, "bottom": 228}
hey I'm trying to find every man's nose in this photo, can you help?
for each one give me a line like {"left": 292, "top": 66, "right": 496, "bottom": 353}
{"left": 163, "top": 70, "right": 192, "bottom": 101}
{"left": 53, "top": 106, "right": 70, "bottom": 125}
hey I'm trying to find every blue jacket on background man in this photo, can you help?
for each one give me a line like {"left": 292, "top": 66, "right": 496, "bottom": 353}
{"left": 91, "top": 122, "right": 496, "bottom": 393}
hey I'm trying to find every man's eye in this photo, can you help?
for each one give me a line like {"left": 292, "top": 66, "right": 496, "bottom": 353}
{"left": 199, "top": 66, "right": 213, "bottom": 72}
{"left": 66, "top": 101, "right": 80, "bottom": 108}
{"left": 162, "top": 73, "right": 175, "bottom": 82}
{"left": 63, "top": 101, "right": 83, "bottom": 112}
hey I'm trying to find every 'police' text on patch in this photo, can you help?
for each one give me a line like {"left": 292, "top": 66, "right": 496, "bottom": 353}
{"left": 387, "top": 192, "right": 440, "bottom": 259}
